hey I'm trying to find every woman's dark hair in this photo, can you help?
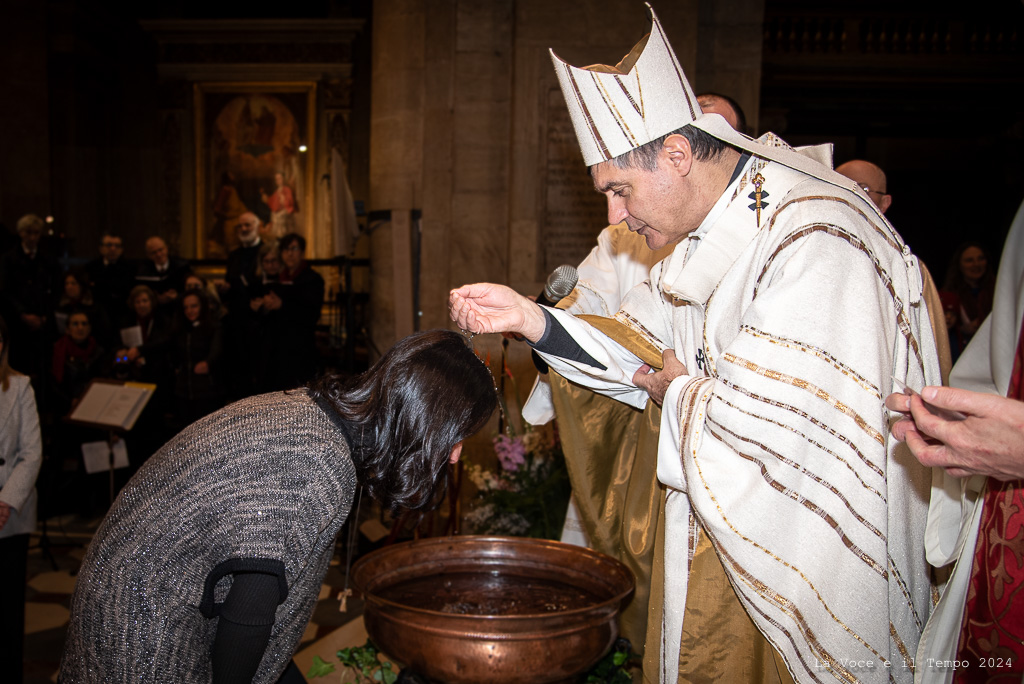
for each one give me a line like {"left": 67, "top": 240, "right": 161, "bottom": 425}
{"left": 942, "top": 241, "right": 994, "bottom": 292}
{"left": 308, "top": 329, "right": 497, "bottom": 512}
{"left": 127, "top": 284, "right": 157, "bottom": 311}
{"left": 177, "top": 290, "right": 213, "bottom": 329}
{"left": 61, "top": 267, "right": 95, "bottom": 307}
{"left": 278, "top": 232, "right": 306, "bottom": 254}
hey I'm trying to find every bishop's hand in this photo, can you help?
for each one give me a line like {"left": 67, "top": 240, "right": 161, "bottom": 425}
{"left": 449, "top": 283, "right": 547, "bottom": 342}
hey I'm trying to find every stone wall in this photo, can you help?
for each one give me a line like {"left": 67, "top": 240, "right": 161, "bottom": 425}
{"left": 368, "top": 0, "right": 768, "bottom": 424}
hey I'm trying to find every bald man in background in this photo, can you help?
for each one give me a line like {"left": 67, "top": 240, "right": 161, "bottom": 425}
{"left": 697, "top": 92, "right": 748, "bottom": 134}
{"left": 836, "top": 159, "right": 892, "bottom": 214}
{"left": 837, "top": 159, "right": 952, "bottom": 380}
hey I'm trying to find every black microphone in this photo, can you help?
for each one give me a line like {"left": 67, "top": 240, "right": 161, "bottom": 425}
{"left": 532, "top": 265, "right": 579, "bottom": 374}
{"left": 536, "top": 264, "right": 579, "bottom": 307}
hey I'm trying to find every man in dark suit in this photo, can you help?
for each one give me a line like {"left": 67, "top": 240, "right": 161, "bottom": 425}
{"left": 136, "top": 236, "right": 190, "bottom": 315}
{"left": 86, "top": 232, "right": 136, "bottom": 340}
{"left": 218, "top": 213, "right": 265, "bottom": 398}
{"left": 0, "top": 214, "right": 63, "bottom": 386}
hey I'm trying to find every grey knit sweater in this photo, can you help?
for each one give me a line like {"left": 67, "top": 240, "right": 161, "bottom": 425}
{"left": 60, "top": 389, "right": 357, "bottom": 683}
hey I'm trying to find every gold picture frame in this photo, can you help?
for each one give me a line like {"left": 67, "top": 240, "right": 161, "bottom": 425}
{"left": 194, "top": 81, "right": 317, "bottom": 258}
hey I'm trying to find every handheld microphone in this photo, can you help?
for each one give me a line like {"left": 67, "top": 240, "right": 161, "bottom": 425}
{"left": 532, "top": 265, "right": 579, "bottom": 374}
{"left": 536, "top": 264, "right": 578, "bottom": 307}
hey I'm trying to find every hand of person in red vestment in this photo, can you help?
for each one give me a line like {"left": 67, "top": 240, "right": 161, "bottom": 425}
{"left": 886, "top": 385, "right": 1024, "bottom": 480}
{"left": 633, "top": 349, "right": 687, "bottom": 407}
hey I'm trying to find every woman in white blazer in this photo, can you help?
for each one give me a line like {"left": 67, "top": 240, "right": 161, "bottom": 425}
{"left": 0, "top": 314, "right": 43, "bottom": 681}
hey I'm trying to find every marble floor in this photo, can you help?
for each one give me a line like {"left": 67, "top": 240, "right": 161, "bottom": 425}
{"left": 22, "top": 514, "right": 375, "bottom": 684}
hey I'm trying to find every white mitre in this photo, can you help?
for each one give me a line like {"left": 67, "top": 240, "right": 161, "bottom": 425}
{"left": 550, "top": 4, "right": 700, "bottom": 166}
{"left": 549, "top": 3, "right": 887, "bottom": 226}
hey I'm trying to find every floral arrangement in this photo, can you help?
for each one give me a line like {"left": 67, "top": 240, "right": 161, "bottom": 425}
{"left": 462, "top": 345, "right": 570, "bottom": 540}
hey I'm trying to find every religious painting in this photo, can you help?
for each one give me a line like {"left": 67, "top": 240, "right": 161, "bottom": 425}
{"left": 194, "top": 82, "right": 316, "bottom": 258}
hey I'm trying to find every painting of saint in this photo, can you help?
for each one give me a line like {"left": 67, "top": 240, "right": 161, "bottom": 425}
{"left": 197, "top": 85, "right": 314, "bottom": 257}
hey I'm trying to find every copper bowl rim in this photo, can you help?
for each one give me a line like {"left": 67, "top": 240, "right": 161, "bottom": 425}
{"left": 351, "top": 535, "right": 635, "bottom": 622}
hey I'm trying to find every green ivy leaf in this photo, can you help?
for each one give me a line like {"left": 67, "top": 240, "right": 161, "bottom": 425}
{"left": 306, "top": 655, "right": 336, "bottom": 678}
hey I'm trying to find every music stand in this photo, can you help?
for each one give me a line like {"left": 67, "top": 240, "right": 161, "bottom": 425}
{"left": 66, "top": 378, "right": 155, "bottom": 505}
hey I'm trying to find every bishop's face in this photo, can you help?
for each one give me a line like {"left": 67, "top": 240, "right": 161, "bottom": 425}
{"left": 590, "top": 157, "right": 691, "bottom": 251}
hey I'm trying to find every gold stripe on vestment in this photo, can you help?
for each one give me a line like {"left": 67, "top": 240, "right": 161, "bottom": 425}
{"left": 591, "top": 72, "right": 637, "bottom": 149}
{"left": 576, "top": 314, "right": 663, "bottom": 369}
{"left": 739, "top": 324, "right": 881, "bottom": 398}
{"left": 707, "top": 420, "right": 887, "bottom": 578}
{"left": 888, "top": 555, "right": 924, "bottom": 631}
{"left": 602, "top": 312, "right": 666, "bottom": 366}
{"left": 687, "top": 427, "right": 890, "bottom": 671}
{"left": 754, "top": 220, "right": 924, "bottom": 374}
{"left": 890, "top": 622, "right": 915, "bottom": 672}
{"left": 564, "top": 64, "right": 610, "bottom": 161}
{"left": 766, "top": 194, "right": 902, "bottom": 251}
{"left": 722, "top": 352, "right": 885, "bottom": 446}
{"left": 712, "top": 396, "right": 888, "bottom": 535}
{"left": 714, "top": 539, "right": 885, "bottom": 684}
{"left": 715, "top": 390, "right": 886, "bottom": 500}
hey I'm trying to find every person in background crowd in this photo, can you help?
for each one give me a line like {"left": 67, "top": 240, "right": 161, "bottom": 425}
{"left": 219, "top": 213, "right": 264, "bottom": 398}
{"left": 0, "top": 314, "right": 43, "bottom": 684}
{"left": 695, "top": 92, "right": 747, "bottom": 134}
{"left": 943, "top": 241, "right": 996, "bottom": 341}
{"left": 255, "top": 243, "right": 282, "bottom": 289}
{"left": 49, "top": 309, "right": 111, "bottom": 516}
{"left": 117, "top": 285, "right": 171, "bottom": 379}
{"left": 172, "top": 290, "right": 224, "bottom": 428}
{"left": 184, "top": 272, "right": 224, "bottom": 320}
{"left": 56, "top": 269, "right": 111, "bottom": 348}
{"left": 51, "top": 309, "right": 107, "bottom": 416}
{"left": 136, "top": 236, "right": 190, "bottom": 315}
{"left": 835, "top": 159, "right": 892, "bottom": 214}
{"left": 220, "top": 212, "right": 263, "bottom": 306}
{"left": 257, "top": 233, "right": 324, "bottom": 391}
{"left": 60, "top": 329, "right": 497, "bottom": 684}
{"left": 116, "top": 285, "right": 174, "bottom": 464}
{"left": 86, "top": 232, "right": 135, "bottom": 331}
{"left": 0, "top": 214, "right": 62, "bottom": 390}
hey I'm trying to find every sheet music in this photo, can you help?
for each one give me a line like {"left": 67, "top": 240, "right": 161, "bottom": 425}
{"left": 70, "top": 383, "right": 153, "bottom": 429}
{"left": 81, "top": 440, "right": 130, "bottom": 474}
{"left": 120, "top": 325, "right": 144, "bottom": 347}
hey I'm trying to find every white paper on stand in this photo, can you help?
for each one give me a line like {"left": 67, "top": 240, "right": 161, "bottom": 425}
{"left": 120, "top": 325, "right": 144, "bottom": 348}
{"left": 81, "top": 440, "right": 130, "bottom": 474}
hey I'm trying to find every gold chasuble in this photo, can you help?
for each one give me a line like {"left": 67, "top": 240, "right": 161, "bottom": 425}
{"left": 547, "top": 313, "right": 663, "bottom": 656}
{"left": 548, "top": 315, "right": 796, "bottom": 683}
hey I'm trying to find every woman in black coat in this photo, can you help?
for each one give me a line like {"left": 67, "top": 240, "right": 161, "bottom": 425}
{"left": 257, "top": 233, "right": 324, "bottom": 391}
{"left": 172, "top": 290, "right": 224, "bottom": 427}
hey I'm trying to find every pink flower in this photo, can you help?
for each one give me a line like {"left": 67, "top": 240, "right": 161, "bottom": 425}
{"left": 493, "top": 434, "right": 527, "bottom": 472}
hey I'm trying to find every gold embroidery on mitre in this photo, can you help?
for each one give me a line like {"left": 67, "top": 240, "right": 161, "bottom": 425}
{"left": 591, "top": 71, "right": 638, "bottom": 148}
